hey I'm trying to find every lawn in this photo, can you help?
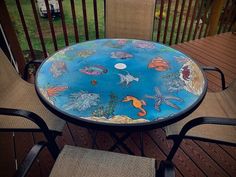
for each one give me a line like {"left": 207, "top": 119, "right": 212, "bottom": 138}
{"left": 6, "top": 0, "right": 105, "bottom": 55}
{"left": 6, "top": 0, "right": 207, "bottom": 57}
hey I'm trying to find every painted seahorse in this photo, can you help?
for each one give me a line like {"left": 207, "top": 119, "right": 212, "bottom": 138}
{"left": 122, "top": 96, "right": 147, "bottom": 117}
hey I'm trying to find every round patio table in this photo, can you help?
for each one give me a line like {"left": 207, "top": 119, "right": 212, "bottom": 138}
{"left": 35, "top": 39, "right": 207, "bottom": 154}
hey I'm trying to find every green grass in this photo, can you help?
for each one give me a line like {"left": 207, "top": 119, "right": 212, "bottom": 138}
{"left": 6, "top": 0, "right": 105, "bottom": 55}
{"left": 6, "top": 0, "right": 209, "bottom": 57}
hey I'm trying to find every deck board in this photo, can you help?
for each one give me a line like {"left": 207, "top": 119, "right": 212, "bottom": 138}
{"left": 195, "top": 141, "right": 236, "bottom": 176}
{"left": 148, "top": 129, "right": 206, "bottom": 177}
{"left": 0, "top": 132, "right": 15, "bottom": 177}
{"left": 0, "top": 32, "right": 236, "bottom": 177}
{"left": 14, "top": 132, "right": 41, "bottom": 177}
{"left": 33, "top": 133, "right": 54, "bottom": 177}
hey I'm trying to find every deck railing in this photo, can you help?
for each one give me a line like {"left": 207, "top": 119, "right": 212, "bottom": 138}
{"left": 0, "top": 0, "right": 235, "bottom": 74}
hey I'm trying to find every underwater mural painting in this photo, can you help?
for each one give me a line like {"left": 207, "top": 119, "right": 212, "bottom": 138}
{"left": 36, "top": 39, "right": 206, "bottom": 124}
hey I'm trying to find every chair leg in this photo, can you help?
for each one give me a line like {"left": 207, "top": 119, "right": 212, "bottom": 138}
{"left": 166, "top": 137, "right": 183, "bottom": 161}
{"left": 109, "top": 132, "right": 134, "bottom": 155}
{"left": 14, "top": 142, "right": 47, "bottom": 177}
{"left": 140, "top": 132, "right": 145, "bottom": 156}
{"left": 44, "top": 132, "right": 60, "bottom": 159}
{"left": 157, "top": 160, "right": 175, "bottom": 177}
{"left": 88, "top": 129, "right": 98, "bottom": 148}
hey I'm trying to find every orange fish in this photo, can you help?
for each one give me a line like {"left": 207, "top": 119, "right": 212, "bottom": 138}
{"left": 46, "top": 86, "right": 68, "bottom": 97}
{"left": 148, "top": 57, "right": 169, "bottom": 71}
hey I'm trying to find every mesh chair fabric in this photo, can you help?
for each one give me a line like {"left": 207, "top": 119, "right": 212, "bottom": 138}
{"left": 105, "top": 0, "right": 156, "bottom": 40}
{"left": 49, "top": 145, "right": 156, "bottom": 177}
{"left": 0, "top": 49, "right": 65, "bottom": 133}
{"left": 164, "top": 80, "right": 236, "bottom": 144}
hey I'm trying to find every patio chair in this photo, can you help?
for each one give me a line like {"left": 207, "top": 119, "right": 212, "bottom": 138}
{"left": 8, "top": 106, "right": 174, "bottom": 177}
{"left": 0, "top": 49, "right": 65, "bottom": 138}
{"left": 164, "top": 68, "right": 236, "bottom": 161}
{"left": 105, "top": 0, "right": 156, "bottom": 40}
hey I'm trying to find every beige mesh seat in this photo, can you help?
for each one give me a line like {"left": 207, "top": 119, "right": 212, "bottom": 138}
{"left": 0, "top": 49, "right": 65, "bottom": 134}
{"left": 12, "top": 113, "right": 175, "bottom": 177}
{"left": 49, "top": 145, "right": 156, "bottom": 177}
{"left": 164, "top": 79, "right": 236, "bottom": 160}
{"left": 105, "top": 0, "right": 156, "bottom": 40}
{"left": 16, "top": 142, "right": 175, "bottom": 177}
{"left": 165, "top": 80, "right": 236, "bottom": 142}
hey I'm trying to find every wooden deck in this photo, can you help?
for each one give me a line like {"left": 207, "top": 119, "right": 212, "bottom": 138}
{"left": 1, "top": 32, "right": 236, "bottom": 177}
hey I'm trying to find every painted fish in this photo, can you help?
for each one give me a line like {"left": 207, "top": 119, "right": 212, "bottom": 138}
{"left": 111, "top": 51, "right": 133, "bottom": 59}
{"left": 64, "top": 91, "right": 100, "bottom": 111}
{"left": 116, "top": 39, "right": 128, "bottom": 45}
{"left": 50, "top": 61, "right": 67, "bottom": 77}
{"left": 77, "top": 50, "right": 95, "bottom": 58}
{"left": 148, "top": 57, "right": 169, "bottom": 71}
{"left": 57, "top": 47, "right": 74, "bottom": 55}
{"left": 46, "top": 86, "right": 68, "bottom": 97}
{"left": 103, "top": 41, "right": 123, "bottom": 49}
{"left": 80, "top": 65, "right": 108, "bottom": 75}
{"left": 118, "top": 72, "right": 139, "bottom": 86}
{"left": 133, "top": 41, "right": 155, "bottom": 49}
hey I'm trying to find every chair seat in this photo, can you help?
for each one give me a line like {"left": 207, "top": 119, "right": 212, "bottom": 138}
{"left": 49, "top": 145, "right": 156, "bottom": 177}
{"left": 164, "top": 80, "right": 236, "bottom": 144}
{"left": 0, "top": 80, "right": 65, "bottom": 133}
{"left": 0, "top": 50, "right": 65, "bottom": 133}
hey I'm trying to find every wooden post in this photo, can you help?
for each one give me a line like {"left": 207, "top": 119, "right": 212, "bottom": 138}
{"left": 0, "top": 0, "right": 25, "bottom": 75}
{"left": 207, "top": 0, "right": 226, "bottom": 36}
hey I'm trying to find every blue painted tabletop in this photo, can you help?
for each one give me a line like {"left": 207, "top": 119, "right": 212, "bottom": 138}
{"left": 36, "top": 39, "right": 206, "bottom": 125}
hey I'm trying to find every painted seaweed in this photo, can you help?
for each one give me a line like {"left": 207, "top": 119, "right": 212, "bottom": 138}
{"left": 92, "top": 92, "right": 118, "bottom": 118}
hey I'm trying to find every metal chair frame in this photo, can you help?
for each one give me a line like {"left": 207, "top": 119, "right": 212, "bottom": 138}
{"left": 166, "top": 66, "right": 236, "bottom": 161}
{"left": 0, "top": 108, "right": 60, "bottom": 177}
{"left": 0, "top": 107, "right": 175, "bottom": 177}
{"left": 0, "top": 56, "right": 63, "bottom": 177}
{"left": 0, "top": 56, "right": 63, "bottom": 136}
{"left": 167, "top": 116, "right": 236, "bottom": 161}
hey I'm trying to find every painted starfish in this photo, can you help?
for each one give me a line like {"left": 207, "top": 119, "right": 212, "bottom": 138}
{"left": 145, "top": 87, "right": 183, "bottom": 112}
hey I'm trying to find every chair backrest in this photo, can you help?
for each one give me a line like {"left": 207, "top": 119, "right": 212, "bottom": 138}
{"left": 105, "top": 0, "right": 156, "bottom": 40}
{"left": 0, "top": 49, "right": 21, "bottom": 92}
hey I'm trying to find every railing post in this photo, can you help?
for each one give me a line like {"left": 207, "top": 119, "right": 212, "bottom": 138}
{"left": 207, "top": 0, "right": 226, "bottom": 36}
{"left": 0, "top": 0, "right": 25, "bottom": 75}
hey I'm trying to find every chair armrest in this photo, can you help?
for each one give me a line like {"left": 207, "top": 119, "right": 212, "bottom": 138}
{"left": 0, "top": 107, "right": 51, "bottom": 133}
{"left": 23, "top": 59, "right": 44, "bottom": 81}
{"left": 167, "top": 117, "right": 236, "bottom": 161}
{"left": 178, "top": 117, "right": 236, "bottom": 139}
{"left": 14, "top": 141, "right": 47, "bottom": 177}
{"left": 202, "top": 66, "right": 226, "bottom": 90}
{"left": 0, "top": 108, "right": 60, "bottom": 158}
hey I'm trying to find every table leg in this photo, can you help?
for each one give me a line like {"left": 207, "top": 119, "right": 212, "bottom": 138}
{"left": 88, "top": 129, "right": 98, "bottom": 149}
{"left": 108, "top": 132, "right": 134, "bottom": 155}
{"left": 140, "top": 132, "right": 145, "bottom": 156}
